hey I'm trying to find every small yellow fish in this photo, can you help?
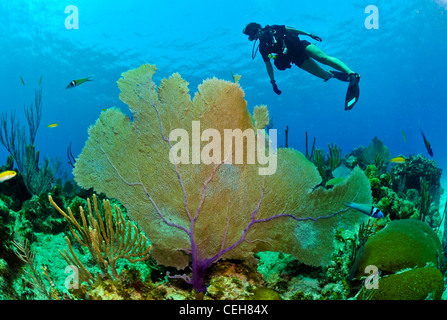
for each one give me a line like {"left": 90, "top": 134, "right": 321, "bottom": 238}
{"left": 390, "top": 156, "right": 406, "bottom": 163}
{"left": 0, "top": 170, "right": 17, "bottom": 183}
{"left": 47, "top": 123, "right": 59, "bottom": 128}
{"left": 401, "top": 130, "right": 406, "bottom": 143}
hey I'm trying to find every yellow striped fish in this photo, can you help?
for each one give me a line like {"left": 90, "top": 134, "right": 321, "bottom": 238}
{"left": 0, "top": 170, "right": 17, "bottom": 183}
{"left": 390, "top": 156, "right": 406, "bottom": 163}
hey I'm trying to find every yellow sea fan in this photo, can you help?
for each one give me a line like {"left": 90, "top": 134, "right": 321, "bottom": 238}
{"left": 74, "top": 63, "right": 372, "bottom": 272}
{"left": 253, "top": 105, "right": 270, "bottom": 129}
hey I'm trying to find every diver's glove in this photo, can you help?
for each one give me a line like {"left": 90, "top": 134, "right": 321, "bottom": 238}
{"left": 271, "top": 80, "right": 282, "bottom": 95}
{"left": 310, "top": 34, "right": 322, "bottom": 42}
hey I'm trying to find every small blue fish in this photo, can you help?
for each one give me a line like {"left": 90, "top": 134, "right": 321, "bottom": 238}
{"left": 421, "top": 131, "right": 433, "bottom": 157}
{"left": 344, "top": 201, "right": 384, "bottom": 219}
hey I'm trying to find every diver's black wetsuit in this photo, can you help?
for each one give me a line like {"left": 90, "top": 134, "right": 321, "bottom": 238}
{"left": 258, "top": 25, "right": 312, "bottom": 70}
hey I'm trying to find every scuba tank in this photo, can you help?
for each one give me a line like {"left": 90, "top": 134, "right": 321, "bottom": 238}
{"left": 262, "top": 26, "right": 292, "bottom": 70}
{"left": 262, "top": 25, "right": 288, "bottom": 55}
{"left": 252, "top": 25, "right": 289, "bottom": 59}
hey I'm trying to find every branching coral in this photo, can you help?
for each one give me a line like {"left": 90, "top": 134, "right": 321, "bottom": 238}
{"left": 0, "top": 84, "right": 60, "bottom": 196}
{"left": 309, "top": 142, "right": 341, "bottom": 185}
{"left": 12, "top": 232, "right": 59, "bottom": 299}
{"left": 48, "top": 194, "right": 151, "bottom": 283}
{"left": 73, "top": 64, "right": 371, "bottom": 292}
{"left": 328, "top": 143, "right": 341, "bottom": 173}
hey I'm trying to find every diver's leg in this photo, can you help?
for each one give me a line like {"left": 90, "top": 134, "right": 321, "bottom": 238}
{"left": 305, "top": 44, "right": 354, "bottom": 75}
{"left": 299, "top": 58, "right": 333, "bottom": 80}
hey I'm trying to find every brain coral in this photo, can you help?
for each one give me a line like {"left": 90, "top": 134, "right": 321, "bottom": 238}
{"left": 356, "top": 219, "right": 443, "bottom": 275}
{"left": 372, "top": 267, "right": 444, "bottom": 300}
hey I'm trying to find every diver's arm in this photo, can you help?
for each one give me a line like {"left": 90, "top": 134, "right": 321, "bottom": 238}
{"left": 264, "top": 60, "right": 275, "bottom": 82}
{"left": 285, "top": 26, "right": 322, "bottom": 41}
{"left": 264, "top": 60, "right": 281, "bottom": 95}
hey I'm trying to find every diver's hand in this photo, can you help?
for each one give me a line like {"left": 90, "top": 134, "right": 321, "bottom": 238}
{"left": 310, "top": 34, "right": 322, "bottom": 42}
{"left": 271, "top": 80, "right": 282, "bottom": 95}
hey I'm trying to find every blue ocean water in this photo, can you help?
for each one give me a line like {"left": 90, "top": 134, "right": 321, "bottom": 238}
{"left": 1, "top": 0, "right": 446, "bottom": 188}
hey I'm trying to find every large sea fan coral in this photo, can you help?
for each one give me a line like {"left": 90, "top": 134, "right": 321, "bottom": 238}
{"left": 73, "top": 64, "right": 371, "bottom": 292}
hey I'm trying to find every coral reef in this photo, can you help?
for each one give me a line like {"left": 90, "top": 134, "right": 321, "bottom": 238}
{"left": 249, "top": 287, "right": 282, "bottom": 300}
{"left": 356, "top": 219, "right": 442, "bottom": 275}
{"left": 21, "top": 193, "right": 67, "bottom": 235}
{"left": 344, "top": 136, "right": 390, "bottom": 172}
{"left": 305, "top": 138, "right": 342, "bottom": 186}
{"left": 353, "top": 219, "right": 445, "bottom": 300}
{"left": 365, "top": 164, "right": 420, "bottom": 220}
{"left": 205, "top": 260, "right": 264, "bottom": 300}
{"left": 368, "top": 267, "right": 444, "bottom": 300}
{"left": 1, "top": 67, "right": 444, "bottom": 302}
{"left": 363, "top": 152, "right": 443, "bottom": 226}
{"left": 71, "top": 268, "right": 169, "bottom": 300}
{"left": 390, "top": 154, "right": 443, "bottom": 206}
{"left": 49, "top": 194, "right": 151, "bottom": 283}
{"left": 390, "top": 155, "right": 441, "bottom": 192}
{"left": 73, "top": 63, "right": 372, "bottom": 292}
{"left": 0, "top": 200, "right": 15, "bottom": 263}
{"left": 0, "top": 157, "right": 31, "bottom": 212}
{"left": 0, "top": 258, "right": 17, "bottom": 299}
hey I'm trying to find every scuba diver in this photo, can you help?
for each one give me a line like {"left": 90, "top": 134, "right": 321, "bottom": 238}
{"left": 243, "top": 22, "right": 361, "bottom": 110}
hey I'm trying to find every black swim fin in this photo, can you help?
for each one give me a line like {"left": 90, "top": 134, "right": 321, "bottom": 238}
{"left": 345, "top": 73, "right": 360, "bottom": 111}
